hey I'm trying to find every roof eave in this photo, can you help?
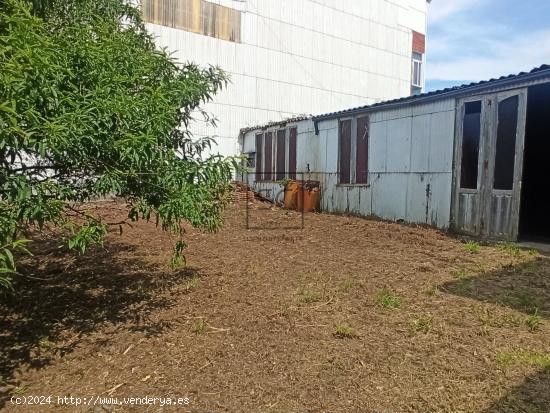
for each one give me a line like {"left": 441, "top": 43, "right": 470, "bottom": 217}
{"left": 312, "top": 67, "right": 550, "bottom": 123}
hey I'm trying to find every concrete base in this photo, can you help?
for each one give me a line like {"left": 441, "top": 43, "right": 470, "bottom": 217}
{"left": 518, "top": 241, "right": 550, "bottom": 255}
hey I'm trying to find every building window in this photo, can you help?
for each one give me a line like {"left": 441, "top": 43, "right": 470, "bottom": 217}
{"left": 254, "top": 127, "right": 298, "bottom": 182}
{"left": 141, "top": 0, "right": 242, "bottom": 43}
{"left": 339, "top": 117, "right": 370, "bottom": 185}
{"left": 411, "top": 31, "right": 425, "bottom": 95}
{"left": 412, "top": 52, "right": 423, "bottom": 88}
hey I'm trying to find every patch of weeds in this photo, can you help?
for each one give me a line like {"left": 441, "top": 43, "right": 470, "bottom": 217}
{"left": 496, "top": 349, "right": 550, "bottom": 369}
{"left": 474, "top": 262, "right": 489, "bottom": 273}
{"left": 12, "top": 384, "right": 30, "bottom": 395}
{"left": 375, "top": 289, "right": 402, "bottom": 310}
{"left": 192, "top": 319, "right": 207, "bottom": 334}
{"left": 453, "top": 278, "right": 473, "bottom": 294}
{"left": 423, "top": 284, "right": 438, "bottom": 296}
{"left": 515, "top": 291, "right": 543, "bottom": 312}
{"left": 38, "top": 337, "right": 55, "bottom": 351}
{"left": 478, "top": 325, "right": 491, "bottom": 337}
{"left": 499, "top": 243, "right": 522, "bottom": 258}
{"left": 299, "top": 289, "right": 322, "bottom": 304}
{"left": 183, "top": 276, "right": 200, "bottom": 292}
{"left": 334, "top": 325, "right": 357, "bottom": 339}
{"left": 451, "top": 267, "right": 469, "bottom": 279}
{"left": 527, "top": 249, "right": 540, "bottom": 257}
{"left": 340, "top": 279, "right": 353, "bottom": 293}
{"left": 464, "top": 241, "right": 480, "bottom": 254}
{"left": 525, "top": 309, "right": 542, "bottom": 332}
{"left": 410, "top": 314, "right": 433, "bottom": 334}
{"left": 477, "top": 307, "right": 521, "bottom": 328}
{"left": 496, "top": 352, "right": 515, "bottom": 368}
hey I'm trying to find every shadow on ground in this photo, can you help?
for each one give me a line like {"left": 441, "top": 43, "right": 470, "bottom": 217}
{"left": 440, "top": 256, "right": 550, "bottom": 318}
{"left": 441, "top": 257, "right": 550, "bottom": 412}
{"left": 0, "top": 235, "right": 198, "bottom": 407}
{"left": 483, "top": 368, "right": 550, "bottom": 413}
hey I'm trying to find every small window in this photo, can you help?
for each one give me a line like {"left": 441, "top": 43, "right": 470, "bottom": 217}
{"left": 460, "top": 101, "right": 482, "bottom": 189}
{"left": 412, "top": 52, "right": 423, "bottom": 88}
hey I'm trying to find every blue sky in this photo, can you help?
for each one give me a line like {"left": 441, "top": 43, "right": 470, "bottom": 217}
{"left": 426, "top": 0, "right": 550, "bottom": 91}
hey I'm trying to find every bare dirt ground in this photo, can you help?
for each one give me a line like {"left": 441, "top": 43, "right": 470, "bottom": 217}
{"left": 1, "top": 196, "right": 549, "bottom": 413}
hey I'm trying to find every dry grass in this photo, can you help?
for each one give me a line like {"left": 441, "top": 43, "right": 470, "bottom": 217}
{"left": 1, "top": 199, "right": 549, "bottom": 412}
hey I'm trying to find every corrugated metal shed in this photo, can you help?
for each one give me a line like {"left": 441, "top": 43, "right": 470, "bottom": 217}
{"left": 240, "top": 64, "right": 550, "bottom": 242}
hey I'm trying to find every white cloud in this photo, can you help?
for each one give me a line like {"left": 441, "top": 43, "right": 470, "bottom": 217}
{"left": 428, "top": 29, "right": 550, "bottom": 81}
{"left": 426, "top": 0, "right": 550, "bottom": 82}
{"left": 428, "top": 0, "right": 481, "bottom": 23}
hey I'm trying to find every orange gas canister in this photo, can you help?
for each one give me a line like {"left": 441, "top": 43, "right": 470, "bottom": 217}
{"left": 303, "top": 187, "right": 320, "bottom": 213}
{"left": 284, "top": 181, "right": 300, "bottom": 209}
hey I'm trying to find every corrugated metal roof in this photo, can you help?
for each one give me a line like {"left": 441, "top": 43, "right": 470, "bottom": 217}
{"left": 313, "top": 64, "right": 550, "bottom": 122}
{"left": 239, "top": 115, "right": 311, "bottom": 135}
{"left": 238, "top": 64, "right": 550, "bottom": 134}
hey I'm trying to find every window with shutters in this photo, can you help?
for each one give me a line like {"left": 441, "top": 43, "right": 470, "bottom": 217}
{"left": 253, "top": 127, "right": 298, "bottom": 182}
{"left": 339, "top": 116, "right": 370, "bottom": 185}
{"left": 141, "top": 0, "right": 241, "bottom": 43}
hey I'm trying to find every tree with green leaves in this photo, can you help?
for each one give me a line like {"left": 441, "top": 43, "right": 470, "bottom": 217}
{"left": 0, "top": 0, "right": 236, "bottom": 289}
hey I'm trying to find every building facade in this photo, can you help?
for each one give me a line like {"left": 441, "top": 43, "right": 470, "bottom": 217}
{"left": 140, "top": 0, "right": 429, "bottom": 156}
{"left": 239, "top": 65, "right": 550, "bottom": 242}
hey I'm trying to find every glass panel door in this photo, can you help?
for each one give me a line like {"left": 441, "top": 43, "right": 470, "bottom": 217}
{"left": 482, "top": 90, "right": 527, "bottom": 239}
{"left": 453, "top": 97, "right": 489, "bottom": 236}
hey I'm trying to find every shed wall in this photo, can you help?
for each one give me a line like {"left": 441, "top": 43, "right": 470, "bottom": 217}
{"left": 242, "top": 98, "right": 456, "bottom": 229}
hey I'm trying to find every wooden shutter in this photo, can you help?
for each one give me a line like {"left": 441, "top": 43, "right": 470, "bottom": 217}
{"left": 339, "top": 120, "right": 352, "bottom": 184}
{"left": 356, "top": 117, "right": 369, "bottom": 184}
{"left": 288, "top": 127, "right": 297, "bottom": 180}
{"left": 264, "top": 132, "right": 273, "bottom": 181}
{"left": 276, "top": 129, "right": 286, "bottom": 180}
{"left": 255, "top": 133, "right": 263, "bottom": 181}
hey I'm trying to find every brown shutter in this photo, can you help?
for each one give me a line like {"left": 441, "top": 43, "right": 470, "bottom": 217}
{"left": 264, "top": 132, "right": 273, "bottom": 181}
{"left": 276, "top": 129, "right": 286, "bottom": 180}
{"left": 356, "top": 117, "right": 369, "bottom": 184}
{"left": 288, "top": 127, "right": 297, "bottom": 180}
{"left": 339, "top": 120, "right": 352, "bottom": 184}
{"left": 255, "top": 133, "right": 263, "bottom": 181}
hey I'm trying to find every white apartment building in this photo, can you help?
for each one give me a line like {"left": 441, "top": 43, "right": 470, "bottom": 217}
{"left": 140, "top": 0, "right": 429, "bottom": 156}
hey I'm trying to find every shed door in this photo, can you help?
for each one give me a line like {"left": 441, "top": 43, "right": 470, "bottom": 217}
{"left": 482, "top": 90, "right": 527, "bottom": 239}
{"left": 453, "top": 90, "right": 527, "bottom": 240}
